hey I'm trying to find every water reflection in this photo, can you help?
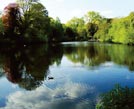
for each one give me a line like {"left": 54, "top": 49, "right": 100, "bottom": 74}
{"left": 0, "top": 44, "right": 63, "bottom": 90}
{"left": 0, "top": 42, "right": 134, "bottom": 90}
{"left": 4, "top": 82, "right": 96, "bottom": 109}
{"left": 0, "top": 42, "right": 134, "bottom": 109}
{"left": 63, "top": 42, "right": 134, "bottom": 71}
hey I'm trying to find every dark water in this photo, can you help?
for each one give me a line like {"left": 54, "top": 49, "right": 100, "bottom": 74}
{"left": 0, "top": 42, "right": 134, "bottom": 109}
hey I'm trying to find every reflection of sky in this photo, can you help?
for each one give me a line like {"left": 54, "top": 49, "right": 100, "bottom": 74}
{"left": 2, "top": 81, "right": 96, "bottom": 109}
{"left": 0, "top": 78, "right": 21, "bottom": 107}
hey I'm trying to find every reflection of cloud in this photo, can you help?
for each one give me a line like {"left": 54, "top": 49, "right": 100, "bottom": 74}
{"left": 3, "top": 82, "right": 95, "bottom": 109}
{"left": 101, "top": 62, "right": 114, "bottom": 67}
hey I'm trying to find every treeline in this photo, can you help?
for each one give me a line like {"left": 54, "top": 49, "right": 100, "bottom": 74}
{"left": 65, "top": 11, "right": 134, "bottom": 45}
{"left": 0, "top": 0, "right": 134, "bottom": 44}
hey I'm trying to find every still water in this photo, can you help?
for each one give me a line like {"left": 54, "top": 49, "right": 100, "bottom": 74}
{"left": 0, "top": 42, "right": 134, "bottom": 109}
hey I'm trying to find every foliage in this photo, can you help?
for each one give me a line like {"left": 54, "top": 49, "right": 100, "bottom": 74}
{"left": 94, "top": 18, "right": 112, "bottom": 42}
{"left": 94, "top": 12, "right": 134, "bottom": 44}
{"left": 84, "top": 11, "right": 103, "bottom": 24}
{"left": 109, "top": 13, "right": 134, "bottom": 44}
{"left": 96, "top": 85, "right": 134, "bottom": 109}
{"left": 22, "top": 2, "right": 50, "bottom": 42}
{"left": 17, "top": 0, "right": 39, "bottom": 13}
{"left": 64, "top": 27, "right": 77, "bottom": 41}
{"left": 66, "top": 17, "right": 87, "bottom": 40}
{"left": 2, "top": 3, "right": 22, "bottom": 35}
{"left": 0, "top": 18, "right": 4, "bottom": 35}
{"left": 86, "top": 22, "right": 98, "bottom": 39}
{"left": 49, "top": 17, "right": 64, "bottom": 42}
{"left": 1, "top": 1, "right": 134, "bottom": 44}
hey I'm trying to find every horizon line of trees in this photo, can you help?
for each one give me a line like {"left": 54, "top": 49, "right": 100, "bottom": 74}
{"left": 0, "top": 0, "right": 134, "bottom": 44}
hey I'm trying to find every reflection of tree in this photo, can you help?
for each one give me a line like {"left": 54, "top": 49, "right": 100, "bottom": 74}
{"left": 0, "top": 70, "right": 4, "bottom": 78}
{"left": 64, "top": 43, "right": 134, "bottom": 70}
{"left": 64, "top": 43, "right": 110, "bottom": 66}
{"left": 96, "top": 84, "right": 134, "bottom": 109}
{"left": 109, "top": 44, "right": 134, "bottom": 71}
{"left": 0, "top": 44, "right": 63, "bottom": 90}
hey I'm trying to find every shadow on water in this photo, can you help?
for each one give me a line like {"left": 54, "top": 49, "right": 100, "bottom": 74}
{"left": 0, "top": 43, "right": 63, "bottom": 90}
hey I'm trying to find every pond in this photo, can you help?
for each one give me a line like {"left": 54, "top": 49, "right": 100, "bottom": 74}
{"left": 0, "top": 42, "right": 134, "bottom": 109}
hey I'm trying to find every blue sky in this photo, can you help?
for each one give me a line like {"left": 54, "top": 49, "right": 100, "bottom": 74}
{"left": 1, "top": 0, "right": 134, "bottom": 23}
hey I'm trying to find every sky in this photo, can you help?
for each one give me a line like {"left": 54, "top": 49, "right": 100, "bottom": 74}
{"left": 0, "top": 0, "right": 134, "bottom": 23}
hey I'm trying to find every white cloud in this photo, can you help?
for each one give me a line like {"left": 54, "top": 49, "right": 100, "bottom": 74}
{"left": 2, "top": 82, "right": 96, "bottom": 109}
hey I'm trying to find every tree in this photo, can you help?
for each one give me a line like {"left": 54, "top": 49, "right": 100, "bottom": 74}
{"left": 16, "top": 0, "right": 39, "bottom": 13}
{"left": 49, "top": 17, "right": 64, "bottom": 42}
{"left": 84, "top": 11, "right": 102, "bottom": 24}
{"left": 2, "top": 3, "right": 22, "bottom": 35}
{"left": 94, "top": 18, "right": 113, "bottom": 42}
{"left": 18, "top": 2, "right": 50, "bottom": 42}
{"left": 0, "top": 18, "right": 4, "bottom": 35}
{"left": 86, "top": 22, "right": 98, "bottom": 39}
{"left": 64, "top": 27, "right": 77, "bottom": 41}
{"left": 66, "top": 17, "right": 87, "bottom": 40}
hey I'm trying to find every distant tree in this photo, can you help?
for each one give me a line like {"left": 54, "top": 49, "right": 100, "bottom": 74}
{"left": 84, "top": 11, "right": 102, "bottom": 24}
{"left": 86, "top": 22, "right": 98, "bottom": 39}
{"left": 64, "top": 27, "right": 77, "bottom": 41}
{"left": 66, "top": 17, "right": 87, "bottom": 40}
{"left": 94, "top": 18, "right": 113, "bottom": 42}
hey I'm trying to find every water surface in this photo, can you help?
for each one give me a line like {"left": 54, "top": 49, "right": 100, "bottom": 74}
{"left": 0, "top": 42, "right": 134, "bottom": 109}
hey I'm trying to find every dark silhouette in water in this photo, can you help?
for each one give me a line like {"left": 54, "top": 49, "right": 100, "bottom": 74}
{"left": 0, "top": 44, "right": 63, "bottom": 90}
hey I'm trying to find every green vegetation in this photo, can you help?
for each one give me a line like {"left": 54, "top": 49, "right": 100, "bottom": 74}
{"left": 96, "top": 85, "right": 134, "bottom": 109}
{"left": 66, "top": 17, "right": 87, "bottom": 40}
{"left": 0, "top": 0, "right": 134, "bottom": 44}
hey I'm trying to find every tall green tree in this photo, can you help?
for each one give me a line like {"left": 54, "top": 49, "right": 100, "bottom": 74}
{"left": 24, "top": 2, "right": 50, "bottom": 41}
{"left": 16, "top": 0, "right": 50, "bottom": 41}
{"left": 86, "top": 22, "right": 98, "bottom": 39}
{"left": 94, "top": 18, "right": 112, "bottom": 42}
{"left": 84, "top": 11, "right": 103, "bottom": 40}
{"left": 16, "top": 0, "right": 39, "bottom": 13}
{"left": 66, "top": 17, "right": 87, "bottom": 40}
{"left": 84, "top": 11, "right": 102, "bottom": 24}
